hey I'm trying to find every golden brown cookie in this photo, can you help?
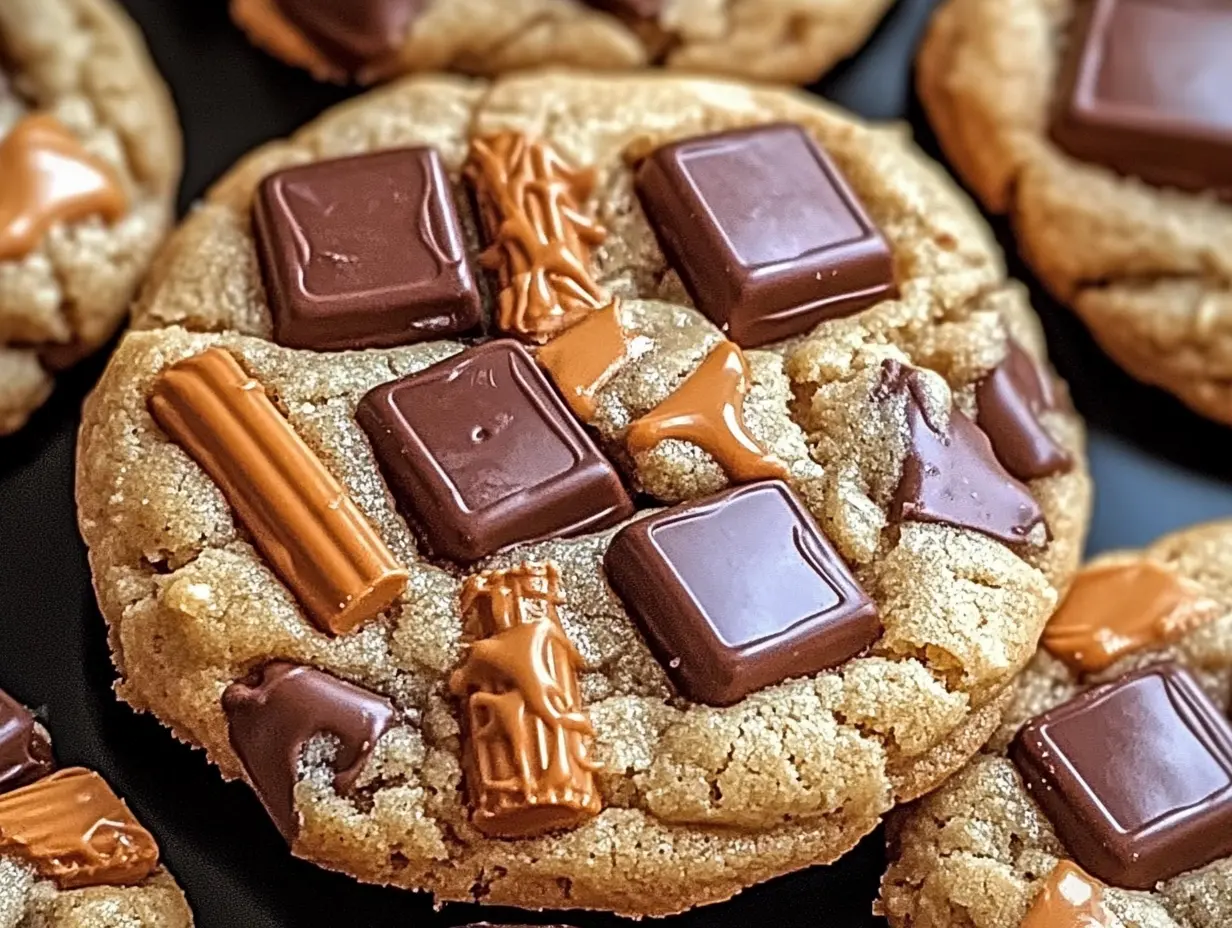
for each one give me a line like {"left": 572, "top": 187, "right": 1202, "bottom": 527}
{"left": 0, "top": 0, "right": 180, "bottom": 435}
{"left": 882, "top": 521, "right": 1232, "bottom": 928}
{"left": 918, "top": 0, "right": 1232, "bottom": 425}
{"left": 78, "top": 71, "right": 1090, "bottom": 915}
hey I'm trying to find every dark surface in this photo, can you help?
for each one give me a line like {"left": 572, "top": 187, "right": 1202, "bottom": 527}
{"left": 4, "top": 0, "right": 1232, "bottom": 925}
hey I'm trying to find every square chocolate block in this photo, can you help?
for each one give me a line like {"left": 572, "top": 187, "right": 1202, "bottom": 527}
{"left": 604, "top": 480, "right": 879, "bottom": 706}
{"left": 1011, "top": 663, "right": 1232, "bottom": 888}
{"left": 357, "top": 340, "right": 633, "bottom": 562}
{"left": 635, "top": 123, "right": 895, "bottom": 348}
{"left": 254, "top": 147, "right": 481, "bottom": 351}
{"left": 1052, "top": 0, "right": 1232, "bottom": 193}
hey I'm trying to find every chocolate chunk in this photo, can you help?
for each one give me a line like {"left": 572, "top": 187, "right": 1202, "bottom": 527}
{"left": 0, "top": 689, "right": 53, "bottom": 794}
{"left": 222, "top": 662, "right": 395, "bottom": 842}
{"left": 975, "top": 341, "right": 1072, "bottom": 481}
{"left": 883, "top": 361, "right": 1045, "bottom": 546}
{"left": 358, "top": 340, "right": 634, "bottom": 563}
{"left": 254, "top": 147, "right": 481, "bottom": 351}
{"left": 1011, "top": 663, "right": 1232, "bottom": 889}
{"left": 1052, "top": 0, "right": 1232, "bottom": 193}
{"left": 583, "top": 0, "right": 663, "bottom": 17}
{"left": 272, "top": 0, "right": 422, "bottom": 68}
{"left": 635, "top": 123, "right": 895, "bottom": 348}
{"left": 604, "top": 480, "right": 879, "bottom": 706}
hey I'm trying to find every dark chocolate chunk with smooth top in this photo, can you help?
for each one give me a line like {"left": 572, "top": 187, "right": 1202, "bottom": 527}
{"left": 222, "top": 662, "right": 395, "bottom": 842}
{"left": 1011, "top": 663, "right": 1232, "bottom": 889}
{"left": 635, "top": 123, "right": 895, "bottom": 348}
{"left": 273, "top": 0, "right": 422, "bottom": 68}
{"left": 604, "top": 480, "right": 879, "bottom": 706}
{"left": 883, "top": 361, "right": 1045, "bottom": 545}
{"left": 358, "top": 339, "right": 634, "bottom": 562}
{"left": 1052, "top": 0, "right": 1232, "bottom": 193}
{"left": 975, "top": 340, "right": 1072, "bottom": 481}
{"left": 0, "top": 689, "right": 53, "bottom": 794}
{"left": 254, "top": 147, "right": 481, "bottom": 351}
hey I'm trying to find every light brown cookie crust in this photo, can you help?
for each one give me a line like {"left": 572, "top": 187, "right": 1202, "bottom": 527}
{"left": 79, "top": 72, "right": 1090, "bottom": 915}
{"left": 882, "top": 521, "right": 1232, "bottom": 928}
{"left": 0, "top": 0, "right": 180, "bottom": 434}
{"left": 918, "top": 0, "right": 1232, "bottom": 426}
{"left": 0, "top": 864, "right": 192, "bottom": 928}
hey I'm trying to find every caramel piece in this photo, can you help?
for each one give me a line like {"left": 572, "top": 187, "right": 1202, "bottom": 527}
{"left": 465, "top": 132, "right": 609, "bottom": 343}
{"left": 0, "top": 114, "right": 127, "bottom": 261}
{"left": 626, "top": 341, "right": 788, "bottom": 483}
{"left": 1022, "top": 861, "right": 1112, "bottom": 928}
{"left": 0, "top": 768, "right": 158, "bottom": 889}
{"left": 449, "top": 563, "right": 601, "bottom": 838}
{"left": 149, "top": 348, "right": 407, "bottom": 635}
{"left": 535, "top": 300, "right": 628, "bottom": 421}
{"left": 1042, "top": 560, "right": 1220, "bottom": 673}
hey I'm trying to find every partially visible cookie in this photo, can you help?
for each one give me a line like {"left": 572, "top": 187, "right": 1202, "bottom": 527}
{"left": 918, "top": 0, "right": 1232, "bottom": 425}
{"left": 882, "top": 521, "right": 1232, "bottom": 928}
{"left": 0, "top": 0, "right": 180, "bottom": 434}
{"left": 0, "top": 686, "right": 193, "bottom": 927}
{"left": 230, "top": 0, "right": 896, "bottom": 86}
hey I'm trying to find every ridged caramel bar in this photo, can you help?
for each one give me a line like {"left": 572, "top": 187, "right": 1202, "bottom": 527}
{"left": 149, "top": 347, "right": 408, "bottom": 634}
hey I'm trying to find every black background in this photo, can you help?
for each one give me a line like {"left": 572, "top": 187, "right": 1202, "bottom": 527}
{"left": 4, "top": 1, "right": 1232, "bottom": 925}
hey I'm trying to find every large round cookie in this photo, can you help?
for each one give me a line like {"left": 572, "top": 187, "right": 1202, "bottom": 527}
{"left": 230, "top": 0, "right": 895, "bottom": 86}
{"left": 0, "top": 0, "right": 180, "bottom": 434}
{"left": 919, "top": 0, "right": 1232, "bottom": 426}
{"left": 77, "top": 71, "right": 1091, "bottom": 915}
{"left": 882, "top": 521, "right": 1232, "bottom": 928}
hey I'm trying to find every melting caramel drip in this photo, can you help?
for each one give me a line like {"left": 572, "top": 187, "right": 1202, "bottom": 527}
{"left": 1042, "top": 559, "right": 1220, "bottom": 673}
{"left": 0, "top": 768, "right": 159, "bottom": 889}
{"left": 465, "top": 132, "right": 609, "bottom": 343}
{"left": 626, "top": 341, "right": 788, "bottom": 483}
{"left": 449, "top": 563, "right": 601, "bottom": 837}
{"left": 1022, "top": 861, "right": 1112, "bottom": 928}
{"left": 535, "top": 300, "right": 628, "bottom": 421}
{"left": 0, "top": 114, "right": 127, "bottom": 262}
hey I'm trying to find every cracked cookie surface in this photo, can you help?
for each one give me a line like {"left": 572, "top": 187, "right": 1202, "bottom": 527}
{"left": 78, "top": 71, "right": 1091, "bottom": 915}
{"left": 0, "top": 0, "right": 180, "bottom": 435}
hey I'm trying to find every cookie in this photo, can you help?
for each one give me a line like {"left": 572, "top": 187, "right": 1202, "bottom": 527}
{"left": 0, "top": 0, "right": 180, "bottom": 435}
{"left": 0, "top": 686, "right": 193, "bottom": 927}
{"left": 881, "top": 521, "right": 1232, "bottom": 928}
{"left": 229, "top": 0, "right": 896, "bottom": 86}
{"left": 918, "top": 0, "right": 1232, "bottom": 426}
{"left": 77, "top": 71, "right": 1091, "bottom": 915}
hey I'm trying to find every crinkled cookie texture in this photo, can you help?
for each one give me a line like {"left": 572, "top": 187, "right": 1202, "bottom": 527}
{"left": 0, "top": 860, "right": 191, "bottom": 928}
{"left": 78, "top": 72, "right": 1091, "bottom": 915}
{"left": 882, "top": 521, "right": 1232, "bottom": 928}
{"left": 0, "top": 0, "right": 180, "bottom": 435}
{"left": 919, "top": 0, "right": 1232, "bottom": 425}
{"left": 231, "top": 0, "right": 896, "bottom": 87}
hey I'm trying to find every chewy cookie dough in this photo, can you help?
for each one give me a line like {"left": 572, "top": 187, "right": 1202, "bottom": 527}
{"left": 230, "top": 0, "right": 896, "bottom": 86}
{"left": 0, "top": 0, "right": 180, "bottom": 435}
{"left": 0, "top": 686, "right": 192, "bottom": 928}
{"left": 882, "top": 521, "right": 1232, "bottom": 928}
{"left": 78, "top": 72, "right": 1090, "bottom": 915}
{"left": 919, "top": 0, "right": 1232, "bottom": 425}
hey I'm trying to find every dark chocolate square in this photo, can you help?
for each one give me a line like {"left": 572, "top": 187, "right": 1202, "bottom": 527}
{"left": 254, "top": 147, "right": 481, "bottom": 351}
{"left": 1053, "top": 0, "right": 1232, "bottom": 193}
{"left": 357, "top": 339, "right": 633, "bottom": 562}
{"left": 635, "top": 123, "right": 895, "bottom": 348}
{"left": 603, "top": 480, "right": 879, "bottom": 706}
{"left": 1011, "top": 663, "right": 1232, "bottom": 888}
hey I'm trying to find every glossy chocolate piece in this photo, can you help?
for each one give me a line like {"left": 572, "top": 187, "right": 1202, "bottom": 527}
{"left": 1052, "top": 0, "right": 1232, "bottom": 193}
{"left": 635, "top": 123, "right": 895, "bottom": 348}
{"left": 0, "top": 689, "right": 53, "bottom": 794}
{"left": 222, "top": 662, "right": 395, "bottom": 842}
{"left": 272, "top": 0, "right": 422, "bottom": 67}
{"left": 254, "top": 147, "right": 480, "bottom": 351}
{"left": 604, "top": 480, "right": 879, "bottom": 706}
{"left": 975, "top": 341, "right": 1071, "bottom": 481}
{"left": 1011, "top": 663, "right": 1232, "bottom": 889}
{"left": 358, "top": 340, "right": 634, "bottom": 562}
{"left": 883, "top": 361, "right": 1045, "bottom": 545}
